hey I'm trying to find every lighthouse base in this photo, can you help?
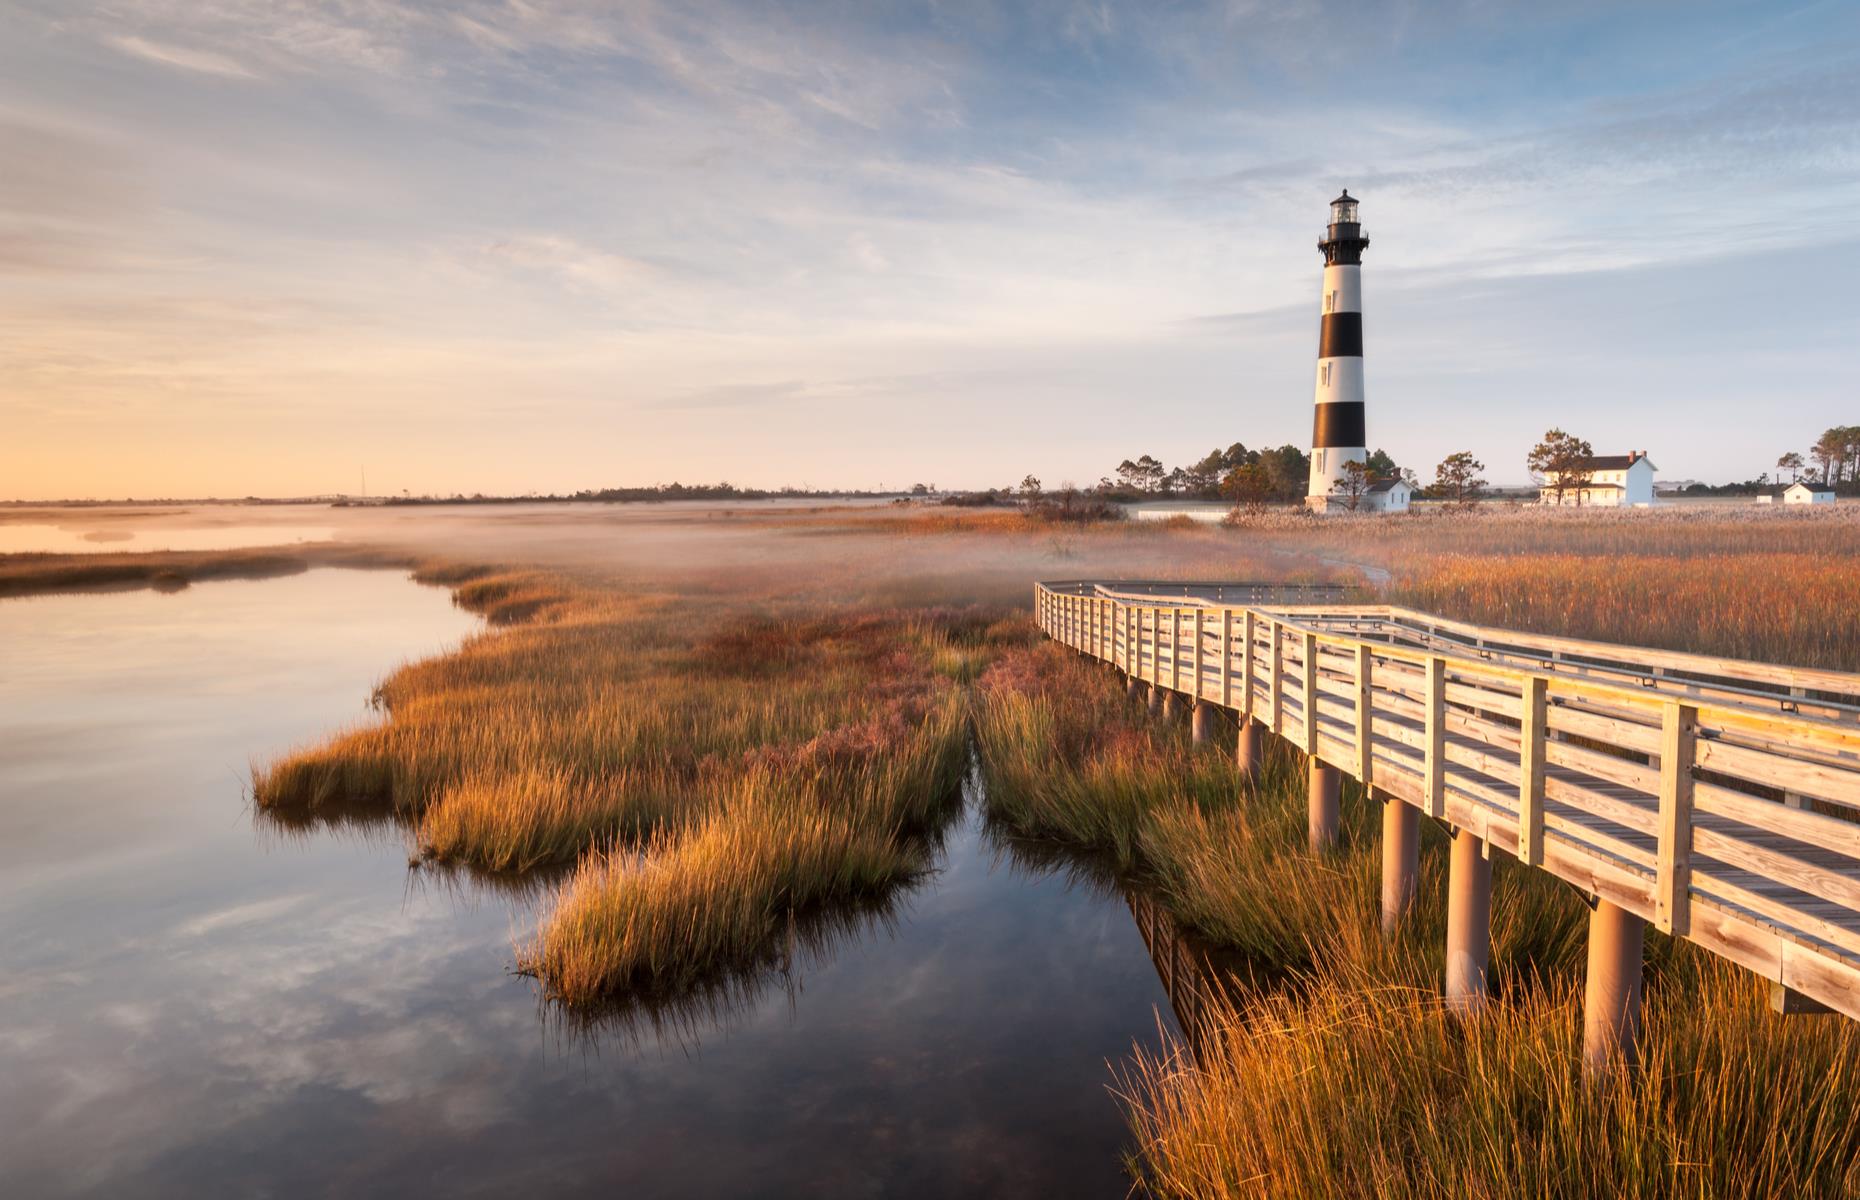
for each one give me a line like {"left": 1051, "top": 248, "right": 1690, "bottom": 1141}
{"left": 1305, "top": 493, "right": 1403, "bottom": 515}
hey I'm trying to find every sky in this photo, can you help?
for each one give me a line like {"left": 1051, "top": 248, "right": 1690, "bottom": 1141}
{"left": 2, "top": 0, "right": 1857, "bottom": 499}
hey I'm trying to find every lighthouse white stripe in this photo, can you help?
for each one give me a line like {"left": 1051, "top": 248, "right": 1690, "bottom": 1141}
{"left": 1320, "top": 264, "right": 1361, "bottom": 314}
{"left": 1313, "top": 356, "right": 1365, "bottom": 404}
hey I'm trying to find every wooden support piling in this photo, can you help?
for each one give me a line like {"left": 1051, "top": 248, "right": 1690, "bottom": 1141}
{"left": 1445, "top": 827, "right": 1493, "bottom": 1011}
{"left": 1308, "top": 760, "right": 1340, "bottom": 851}
{"left": 1582, "top": 900, "right": 1646, "bottom": 1076}
{"left": 1379, "top": 790, "right": 1419, "bottom": 935}
{"left": 1236, "top": 718, "right": 1264, "bottom": 784}
{"left": 1191, "top": 701, "right": 1214, "bottom": 746}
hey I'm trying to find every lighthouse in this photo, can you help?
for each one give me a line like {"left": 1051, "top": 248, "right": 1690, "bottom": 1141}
{"left": 1306, "top": 190, "right": 1370, "bottom": 511}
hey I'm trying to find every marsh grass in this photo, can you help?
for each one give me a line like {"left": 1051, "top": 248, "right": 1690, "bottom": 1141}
{"left": 255, "top": 562, "right": 1009, "bottom": 1002}
{"left": 1395, "top": 552, "right": 1860, "bottom": 671}
{"left": 520, "top": 703, "right": 967, "bottom": 1005}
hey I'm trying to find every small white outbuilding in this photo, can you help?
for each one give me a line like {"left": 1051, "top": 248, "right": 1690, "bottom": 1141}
{"left": 1364, "top": 476, "right": 1413, "bottom": 512}
{"left": 1784, "top": 481, "right": 1836, "bottom": 505}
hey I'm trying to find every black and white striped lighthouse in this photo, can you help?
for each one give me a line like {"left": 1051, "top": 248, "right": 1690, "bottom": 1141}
{"left": 1306, "top": 189, "right": 1370, "bottom": 510}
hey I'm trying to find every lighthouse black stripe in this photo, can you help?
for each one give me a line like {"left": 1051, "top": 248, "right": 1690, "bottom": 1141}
{"left": 1311, "top": 401, "right": 1365, "bottom": 448}
{"left": 1318, "top": 312, "right": 1363, "bottom": 358}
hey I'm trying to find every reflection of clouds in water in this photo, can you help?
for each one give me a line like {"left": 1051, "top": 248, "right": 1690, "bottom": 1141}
{"left": 170, "top": 893, "right": 311, "bottom": 938}
{"left": 3, "top": 887, "right": 532, "bottom": 1190}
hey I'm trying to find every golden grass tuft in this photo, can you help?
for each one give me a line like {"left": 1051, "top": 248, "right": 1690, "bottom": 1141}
{"left": 254, "top": 563, "right": 993, "bottom": 1001}
{"left": 1122, "top": 960, "right": 1860, "bottom": 1199}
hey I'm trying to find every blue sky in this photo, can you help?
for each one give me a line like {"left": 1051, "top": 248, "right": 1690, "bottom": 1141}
{"left": 3, "top": 0, "right": 1856, "bottom": 497}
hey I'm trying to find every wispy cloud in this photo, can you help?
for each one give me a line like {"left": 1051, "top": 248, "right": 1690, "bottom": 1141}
{"left": 108, "top": 34, "right": 257, "bottom": 79}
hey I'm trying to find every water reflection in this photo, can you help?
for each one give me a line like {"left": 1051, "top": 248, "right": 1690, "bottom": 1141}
{"left": 1123, "top": 891, "right": 1251, "bottom": 1045}
{"left": 982, "top": 825, "right": 1244, "bottom": 1053}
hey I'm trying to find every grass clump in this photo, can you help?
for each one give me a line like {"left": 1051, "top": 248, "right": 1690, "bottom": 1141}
{"left": 1123, "top": 960, "right": 1860, "bottom": 1199}
{"left": 255, "top": 564, "right": 1001, "bottom": 1000}
{"left": 522, "top": 692, "right": 967, "bottom": 1004}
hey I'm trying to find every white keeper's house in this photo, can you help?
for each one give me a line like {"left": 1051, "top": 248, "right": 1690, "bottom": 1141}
{"left": 1539, "top": 450, "right": 1657, "bottom": 508}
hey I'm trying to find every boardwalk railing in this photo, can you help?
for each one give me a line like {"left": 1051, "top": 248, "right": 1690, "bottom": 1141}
{"left": 1035, "top": 579, "right": 1860, "bottom": 1066}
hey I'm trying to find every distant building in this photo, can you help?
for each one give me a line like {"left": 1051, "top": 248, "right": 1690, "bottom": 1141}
{"left": 1539, "top": 451, "right": 1656, "bottom": 507}
{"left": 1364, "top": 476, "right": 1413, "bottom": 512}
{"left": 1790, "top": 481, "right": 1836, "bottom": 504}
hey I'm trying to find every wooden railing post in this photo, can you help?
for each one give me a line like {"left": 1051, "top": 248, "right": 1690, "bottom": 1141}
{"left": 1518, "top": 675, "right": 1548, "bottom": 866}
{"left": 1655, "top": 700, "right": 1699, "bottom": 936}
{"left": 1355, "top": 643, "right": 1373, "bottom": 785}
{"left": 1191, "top": 609, "right": 1205, "bottom": 702}
{"left": 1302, "top": 630, "right": 1318, "bottom": 756}
{"left": 1241, "top": 611, "right": 1256, "bottom": 722}
{"left": 1425, "top": 656, "right": 1446, "bottom": 819}
{"left": 1270, "top": 621, "right": 1284, "bottom": 737}
{"left": 1220, "top": 610, "right": 1234, "bottom": 710}
{"left": 1171, "top": 608, "right": 1183, "bottom": 696}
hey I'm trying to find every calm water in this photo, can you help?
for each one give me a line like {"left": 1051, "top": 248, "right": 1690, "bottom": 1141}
{"left": 0, "top": 521, "right": 335, "bottom": 554}
{"left": 0, "top": 569, "right": 1176, "bottom": 1197}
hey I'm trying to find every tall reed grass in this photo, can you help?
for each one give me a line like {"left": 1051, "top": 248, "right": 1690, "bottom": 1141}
{"left": 1395, "top": 552, "right": 1860, "bottom": 671}
{"left": 1123, "top": 959, "right": 1860, "bottom": 1199}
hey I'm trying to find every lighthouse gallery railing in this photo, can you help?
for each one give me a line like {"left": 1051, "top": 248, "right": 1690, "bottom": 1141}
{"left": 1036, "top": 579, "right": 1860, "bottom": 1019}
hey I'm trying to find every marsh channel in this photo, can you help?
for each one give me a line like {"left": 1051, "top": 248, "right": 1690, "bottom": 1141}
{"left": 0, "top": 567, "right": 1191, "bottom": 1197}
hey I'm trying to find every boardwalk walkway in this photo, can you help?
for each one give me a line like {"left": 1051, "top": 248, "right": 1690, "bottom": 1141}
{"left": 1036, "top": 580, "right": 1860, "bottom": 1068}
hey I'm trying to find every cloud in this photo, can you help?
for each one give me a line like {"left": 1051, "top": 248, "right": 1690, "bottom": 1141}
{"left": 108, "top": 34, "right": 257, "bottom": 79}
{"left": 481, "top": 235, "right": 656, "bottom": 294}
{"left": 653, "top": 379, "right": 811, "bottom": 411}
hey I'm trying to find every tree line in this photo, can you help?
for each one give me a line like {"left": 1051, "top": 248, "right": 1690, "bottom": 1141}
{"left": 1777, "top": 426, "right": 1860, "bottom": 490}
{"left": 997, "top": 444, "right": 1496, "bottom": 509}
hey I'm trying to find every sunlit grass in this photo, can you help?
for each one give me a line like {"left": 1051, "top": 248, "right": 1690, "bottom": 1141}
{"left": 1394, "top": 551, "right": 1860, "bottom": 671}
{"left": 1122, "top": 960, "right": 1860, "bottom": 1199}
{"left": 521, "top": 694, "right": 968, "bottom": 1005}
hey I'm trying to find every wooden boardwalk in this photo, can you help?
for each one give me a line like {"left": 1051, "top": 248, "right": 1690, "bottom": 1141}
{"left": 1036, "top": 579, "right": 1860, "bottom": 1062}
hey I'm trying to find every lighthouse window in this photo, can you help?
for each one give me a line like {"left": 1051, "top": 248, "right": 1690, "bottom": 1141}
{"left": 1327, "top": 290, "right": 1338, "bottom": 313}
{"left": 1320, "top": 363, "right": 1331, "bottom": 386}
